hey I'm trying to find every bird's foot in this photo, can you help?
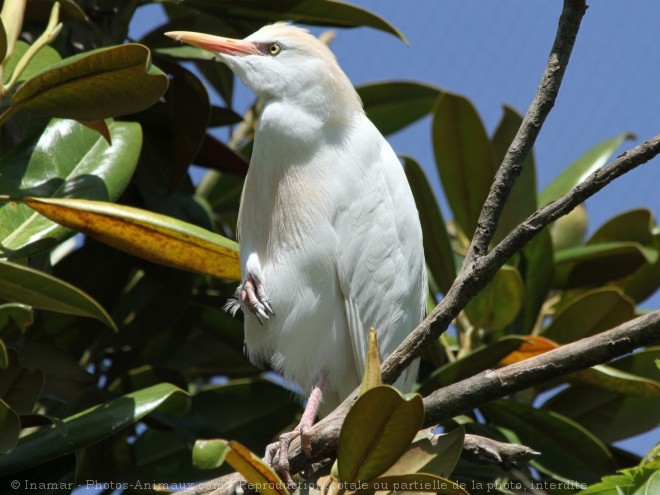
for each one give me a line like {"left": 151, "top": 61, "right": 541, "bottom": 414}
{"left": 264, "top": 376, "right": 326, "bottom": 487}
{"left": 264, "top": 421, "right": 313, "bottom": 488}
{"left": 239, "top": 273, "right": 275, "bottom": 324}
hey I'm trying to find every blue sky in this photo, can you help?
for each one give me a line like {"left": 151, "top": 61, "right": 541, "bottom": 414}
{"left": 130, "top": 1, "right": 659, "bottom": 457}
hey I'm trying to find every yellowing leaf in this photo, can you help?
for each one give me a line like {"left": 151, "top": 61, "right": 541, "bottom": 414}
{"left": 498, "top": 336, "right": 558, "bottom": 367}
{"left": 14, "top": 197, "right": 240, "bottom": 281}
{"left": 360, "top": 328, "right": 382, "bottom": 396}
{"left": 225, "top": 440, "right": 289, "bottom": 495}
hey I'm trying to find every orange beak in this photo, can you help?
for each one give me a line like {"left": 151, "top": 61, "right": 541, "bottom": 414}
{"left": 165, "top": 31, "right": 261, "bottom": 56}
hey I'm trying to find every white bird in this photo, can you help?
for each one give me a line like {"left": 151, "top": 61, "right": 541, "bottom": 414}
{"left": 166, "top": 24, "right": 426, "bottom": 481}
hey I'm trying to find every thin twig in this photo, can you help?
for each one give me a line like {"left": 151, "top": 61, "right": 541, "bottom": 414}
{"left": 464, "top": 0, "right": 587, "bottom": 262}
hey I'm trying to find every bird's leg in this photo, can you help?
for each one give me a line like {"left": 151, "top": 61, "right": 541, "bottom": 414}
{"left": 265, "top": 373, "right": 328, "bottom": 486}
{"left": 239, "top": 273, "right": 275, "bottom": 324}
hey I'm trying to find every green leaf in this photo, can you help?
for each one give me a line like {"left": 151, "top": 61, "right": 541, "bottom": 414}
{"left": 539, "top": 133, "right": 633, "bottom": 207}
{"left": 418, "top": 337, "right": 525, "bottom": 395}
{"left": 6, "top": 44, "right": 168, "bottom": 122}
{"left": 588, "top": 208, "right": 654, "bottom": 246}
{"left": 154, "top": 58, "right": 210, "bottom": 190}
{"left": 1, "top": 40, "right": 61, "bottom": 84}
{"left": 357, "top": 82, "right": 442, "bottom": 136}
{"left": 482, "top": 400, "right": 616, "bottom": 484}
{"left": 0, "top": 119, "right": 142, "bottom": 257}
{"left": 0, "top": 302, "right": 32, "bottom": 335}
{"left": 46, "top": 0, "right": 88, "bottom": 21}
{"left": 577, "top": 459, "right": 660, "bottom": 495}
{"left": 491, "top": 105, "right": 538, "bottom": 244}
{"left": 0, "top": 349, "right": 44, "bottom": 415}
{"left": 338, "top": 386, "right": 424, "bottom": 483}
{"left": 175, "top": 0, "right": 407, "bottom": 42}
{"left": 570, "top": 364, "right": 660, "bottom": 397}
{"left": 209, "top": 105, "right": 243, "bottom": 127}
{"left": 0, "top": 398, "right": 20, "bottom": 454}
{"left": 550, "top": 204, "right": 588, "bottom": 251}
{"left": 432, "top": 93, "right": 495, "bottom": 240}
{"left": 381, "top": 427, "right": 465, "bottom": 479}
{"left": 403, "top": 155, "right": 455, "bottom": 294}
{"left": 464, "top": 265, "right": 523, "bottom": 331}
{"left": 193, "top": 438, "right": 230, "bottom": 470}
{"left": 543, "top": 288, "right": 635, "bottom": 344}
{"left": 194, "top": 133, "right": 249, "bottom": 176}
{"left": 0, "top": 260, "right": 116, "bottom": 330}
{"left": 10, "top": 197, "right": 241, "bottom": 281}
{"left": 24, "top": 343, "right": 95, "bottom": 402}
{"left": 554, "top": 242, "right": 656, "bottom": 288}
{"left": 0, "top": 383, "right": 189, "bottom": 475}
{"left": 543, "top": 348, "right": 660, "bottom": 443}
{"left": 515, "top": 228, "right": 554, "bottom": 333}
{"left": 585, "top": 209, "right": 658, "bottom": 302}
{"left": 155, "top": 45, "right": 217, "bottom": 61}
{"left": 543, "top": 385, "right": 660, "bottom": 443}
{"left": 618, "top": 231, "right": 660, "bottom": 303}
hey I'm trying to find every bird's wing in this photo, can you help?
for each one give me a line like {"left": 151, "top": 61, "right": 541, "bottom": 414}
{"left": 334, "top": 119, "right": 426, "bottom": 393}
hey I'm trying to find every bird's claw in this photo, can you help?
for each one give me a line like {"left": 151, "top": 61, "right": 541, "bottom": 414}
{"left": 240, "top": 274, "right": 275, "bottom": 325}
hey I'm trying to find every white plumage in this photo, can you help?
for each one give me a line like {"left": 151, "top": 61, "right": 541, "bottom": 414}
{"left": 166, "top": 23, "right": 425, "bottom": 419}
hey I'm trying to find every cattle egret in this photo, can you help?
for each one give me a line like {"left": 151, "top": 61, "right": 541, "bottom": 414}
{"left": 166, "top": 24, "right": 426, "bottom": 482}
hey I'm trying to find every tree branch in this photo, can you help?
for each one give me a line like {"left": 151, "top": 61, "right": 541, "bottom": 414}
{"left": 464, "top": 0, "right": 587, "bottom": 263}
{"left": 298, "top": 311, "right": 660, "bottom": 466}
{"left": 382, "top": 132, "right": 660, "bottom": 384}
{"left": 422, "top": 310, "right": 660, "bottom": 425}
{"left": 183, "top": 311, "right": 660, "bottom": 495}
{"left": 381, "top": 0, "right": 588, "bottom": 385}
{"left": 462, "top": 434, "right": 539, "bottom": 469}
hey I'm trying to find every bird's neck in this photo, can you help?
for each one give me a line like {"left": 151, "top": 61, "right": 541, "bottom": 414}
{"left": 257, "top": 95, "right": 361, "bottom": 148}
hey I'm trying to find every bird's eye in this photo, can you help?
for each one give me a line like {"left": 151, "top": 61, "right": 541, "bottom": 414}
{"left": 268, "top": 43, "right": 282, "bottom": 56}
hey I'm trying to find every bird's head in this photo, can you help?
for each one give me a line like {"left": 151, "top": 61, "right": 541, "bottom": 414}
{"left": 165, "top": 24, "right": 362, "bottom": 118}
